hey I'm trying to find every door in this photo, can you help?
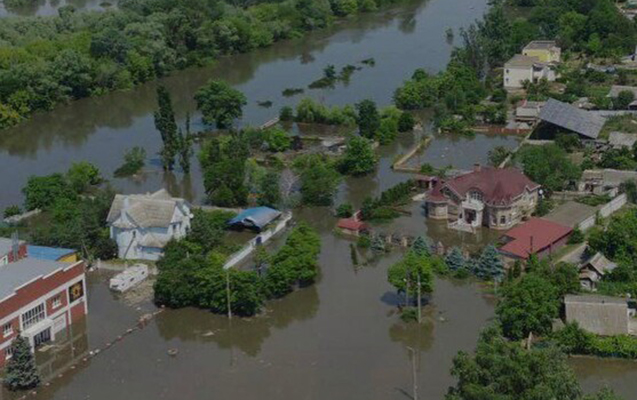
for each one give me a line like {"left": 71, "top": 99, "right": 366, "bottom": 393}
{"left": 34, "top": 328, "right": 52, "bottom": 348}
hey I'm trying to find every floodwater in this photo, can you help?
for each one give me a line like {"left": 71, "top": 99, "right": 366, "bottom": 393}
{"left": 0, "top": 0, "right": 118, "bottom": 17}
{"left": 0, "top": 0, "right": 491, "bottom": 209}
{"left": 1, "top": 0, "right": 634, "bottom": 397}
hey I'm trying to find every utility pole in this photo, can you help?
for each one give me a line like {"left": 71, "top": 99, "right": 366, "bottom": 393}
{"left": 407, "top": 346, "right": 419, "bottom": 400}
{"left": 226, "top": 270, "right": 232, "bottom": 319}
{"left": 417, "top": 272, "right": 422, "bottom": 324}
{"left": 405, "top": 271, "right": 410, "bottom": 308}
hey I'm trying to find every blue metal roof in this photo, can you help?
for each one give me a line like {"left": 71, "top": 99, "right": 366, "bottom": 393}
{"left": 27, "top": 245, "right": 76, "bottom": 261}
{"left": 228, "top": 207, "right": 281, "bottom": 230}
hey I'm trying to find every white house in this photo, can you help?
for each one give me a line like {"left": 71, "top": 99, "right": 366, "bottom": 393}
{"left": 503, "top": 54, "right": 557, "bottom": 89}
{"left": 106, "top": 189, "right": 193, "bottom": 261}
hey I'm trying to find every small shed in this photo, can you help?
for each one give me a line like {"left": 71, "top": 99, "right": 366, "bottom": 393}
{"left": 27, "top": 245, "right": 77, "bottom": 263}
{"left": 564, "top": 294, "right": 629, "bottom": 335}
{"left": 228, "top": 207, "right": 282, "bottom": 232}
{"left": 579, "top": 252, "right": 617, "bottom": 291}
{"left": 337, "top": 218, "right": 370, "bottom": 237}
{"left": 498, "top": 218, "right": 572, "bottom": 261}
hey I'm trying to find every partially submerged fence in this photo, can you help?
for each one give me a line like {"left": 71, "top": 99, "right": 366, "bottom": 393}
{"left": 223, "top": 212, "right": 293, "bottom": 270}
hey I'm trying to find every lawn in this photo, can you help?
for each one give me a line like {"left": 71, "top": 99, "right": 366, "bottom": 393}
{"left": 600, "top": 114, "right": 637, "bottom": 140}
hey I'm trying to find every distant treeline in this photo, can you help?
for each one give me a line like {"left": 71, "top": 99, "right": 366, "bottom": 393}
{"left": 0, "top": 0, "right": 404, "bottom": 129}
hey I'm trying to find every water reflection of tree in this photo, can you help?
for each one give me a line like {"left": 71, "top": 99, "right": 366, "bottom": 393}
{"left": 155, "top": 284, "right": 319, "bottom": 357}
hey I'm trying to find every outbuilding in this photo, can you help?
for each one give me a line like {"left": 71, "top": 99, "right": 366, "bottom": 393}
{"left": 228, "top": 207, "right": 282, "bottom": 232}
{"left": 337, "top": 218, "right": 370, "bottom": 237}
{"left": 498, "top": 218, "right": 572, "bottom": 262}
{"left": 564, "top": 294, "right": 629, "bottom": 336}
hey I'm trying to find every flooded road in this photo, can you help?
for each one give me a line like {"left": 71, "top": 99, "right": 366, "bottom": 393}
{"left": 0, "top": 0, "right": 489, "bottom": 209}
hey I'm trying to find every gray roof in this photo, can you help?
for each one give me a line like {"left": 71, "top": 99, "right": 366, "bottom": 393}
{"left": 582, "top": 169, "right": 637, "bottom": 186}
{"left": 0, "top": 259, "right": 71, "bottom": 300}
{"left": 505, "top": 54, "right": 543, "bottom": 68}
{"left": 539, "top": 98, "right": 605, "bottom": 139}
{"left": 107, "top": 189, "right": 189, "bottom": 229}
{"left": 607, "top": 85, "right": 637, "bottom": 98}
{"left": 564, "top": 294, "right": 627, "bottom": 305}
{"left": 523, "top": 40, "right": 558, "bottom": 50}
{"left": 608, "top": 132, "right": 637, "bottom": 148}
{"left": 583, "top": 252, "right": 617, "bottom": 275}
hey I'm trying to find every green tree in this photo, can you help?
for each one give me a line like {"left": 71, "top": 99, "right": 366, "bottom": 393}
{"left": 264, "top": 128, "right": 292, "bottom": 152}
{"left": 335, "top": 203, "right": 353, "bottom": 218}
{"left": 496, "top": 273, "right": 559, "bottom": 340}
{"left": 154, "top": 85, "right": 178, "bottom": 170}
{"left": 517, "top": 144, "right": 582, "bottom": 192}
{"left": 397, "top": 112, "right": 415, "bottom": 132}
{"left": 474, "top": 244, "right": 505, "bottom": 281}
{"left": 445, "top": 247, "right": 465, "bottom": 272}
{"left": 258, "top": 170, "right": 281, "bottom": 208}
{"left": 411, "top": 236, "right": 430, "bottom": 257}
{"left": 356, "top": 99, "right": 381, "bottom": 139}
{"left": 446, "top": 325, "right": 582, "bottom": 400}
{"left": 4, "top": 335, "right": 40, "bottom": 391}
{"left": 387, "top": 251, "right": 434, "bottom": 300}
{"left": 615, "top": 90, "right": 636, "bottom": 110}
{"left": 488, "top": 145, "right": 510, "bottom": 166}
{"left": 22, "top": 173, "right": 73, "bottom": 211}
{"left": 195, "top": 80, "right": 247, "bottom": 129}
{"left": 3, "top": 205, "right": 21, "bottom": 219}
{"left": 339, "top": 136, "right": 377, "bottom": 175}
{"left": 114, "top": 147, "right": 146, "bottom": 178}
{"left": 293, "top": 154, "right": 341, "bottom": 206}
{"left": 66, "top": 162, "right": 102, "bottom": 193}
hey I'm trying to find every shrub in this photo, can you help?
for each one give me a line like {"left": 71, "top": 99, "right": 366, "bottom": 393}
{"left": 3, "top": 205, "right": 21, "bottom": 219}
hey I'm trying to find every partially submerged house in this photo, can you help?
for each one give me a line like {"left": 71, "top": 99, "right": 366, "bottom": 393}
{"left": 564, "top": 294, "right": 629, "bottom": 335}
{"left": 537, "top": 98, "right": 605, "bottom": 140}
{"left": 424, "top": 165, "right": 540, "bottom": 231}
{"left": 503, "top": 54, "right": 557, "bottom": 89}
{"left": 498, "top": 218, "right": 572, "bottom": 262}
{"left": 522, "top": 40, "right": 561, "bottom": 63}
{"left": 107, "top": 189, "right": 193, "bottom": 261}
{"left": 228, "top": 207, "right": 282, "bottom": 232}
{"left": 337, "top": 218, "right": 370, "bottom": 237}
{"left": 579, "top": 252, "right": 617, "bottom": 291}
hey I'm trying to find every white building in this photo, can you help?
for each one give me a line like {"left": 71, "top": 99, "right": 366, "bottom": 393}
{"left": 107, "top": 189, "right": 193, "bottom": 261}
{"left": 503, "top": 54, "right": 557, "bottom": 89}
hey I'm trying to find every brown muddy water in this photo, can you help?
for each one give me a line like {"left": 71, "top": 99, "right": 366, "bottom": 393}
{"left": 1, "top": 0, "right": 635, "bottom": 398}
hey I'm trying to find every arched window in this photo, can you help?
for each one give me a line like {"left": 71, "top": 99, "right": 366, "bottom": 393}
{"left": 469, "top": 190, "right": 483, "bottom": 202}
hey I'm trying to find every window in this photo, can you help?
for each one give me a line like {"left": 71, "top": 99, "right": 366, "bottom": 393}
{"left": 52, "top": 295, "right": 62, "bottom": 309}
{"left": 5, "top": 346, "right": 14, "bottom": 360}
{"left": 2, "top": 322, "right": 13, "bottom": 338}
{"left": 469, "top": 190, "right": 483, "bottom": 202}
{"left": 22, "top": 304, "right": 45, "bottom": 330}
{"left": 500, "top": 215, "right": 506, "bottom": 225}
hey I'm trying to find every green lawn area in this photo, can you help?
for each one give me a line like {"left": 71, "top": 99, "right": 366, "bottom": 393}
{"left": 600, "top": 114, "right": 637, "bottom": 140}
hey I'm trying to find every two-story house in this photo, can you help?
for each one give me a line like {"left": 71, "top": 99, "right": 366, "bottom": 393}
{"left": 107, "top": 189, "right": 193, "bottom": 261}
{"left": 425, "top": 165, "right": 540, "bottom": 231}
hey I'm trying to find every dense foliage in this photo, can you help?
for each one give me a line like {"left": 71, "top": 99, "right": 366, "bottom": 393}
{"left": 195, "top": 80, "right": 247, "bottom": 128}
{"left": 154, "top": 222, "right": 321, "bottom": 316}
{"left": 552, "top": 322, "right": 637, "bottom": 359}
{"left": 292, "top": 154, "right": 341, "bottom": 206}
{"left": 360, "top": 180, "right": 414, "bottom": 221}
{"left": 516, "top": 144, "right": 581, "bottom": 192}
{"left": 339, "top": 136, "right": 377, "bottom": 175}
{"left": 0, "top": 0, "right": 410, "bottom": 129}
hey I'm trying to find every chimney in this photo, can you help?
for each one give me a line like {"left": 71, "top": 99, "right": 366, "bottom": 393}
{"left": 474, "top": 163, "right": 482, "bottom": 173}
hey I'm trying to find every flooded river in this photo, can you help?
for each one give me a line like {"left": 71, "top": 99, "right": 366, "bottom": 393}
{"left": 1, "top": 0, "right": 635, "bottom": 398}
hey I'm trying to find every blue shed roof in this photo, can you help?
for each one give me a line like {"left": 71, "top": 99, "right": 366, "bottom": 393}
{"left": 228, "top": 207, "right": 281, "bottom": 230}
{"left": 27, "top": 245, "right": 76, "bottom": 261}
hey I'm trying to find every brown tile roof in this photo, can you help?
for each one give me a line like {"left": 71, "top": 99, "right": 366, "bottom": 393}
{"left": 499, "top": 218, "right": 572, "bottom": 259}
{"left": 337, "top": 218, "right": 369, "bottom": 232}
{"left": 427, "top": 167, "right": 539, "bottom": 206}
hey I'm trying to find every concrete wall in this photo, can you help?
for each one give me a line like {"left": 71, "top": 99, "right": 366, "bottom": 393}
{"left": 504, "top": 65, "right": 533, "bottom": 88}
{"left": 578, "top": 194, "right": 627, "bottom": 232}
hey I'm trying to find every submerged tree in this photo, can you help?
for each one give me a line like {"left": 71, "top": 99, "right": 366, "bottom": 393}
{"left": 175, "top": 113, "right": 193, "bottom": 173}
{"left": 195, "top": 80, "right": 247, "bottom": 129}
{"left": 4, "top": 335, "right": 40, "bottom": 391}
{"left": 356, "top": 99, "right": 381, "bottom": 139}
{"left": 154, "top": 85, "right": 178, "bottom": 171}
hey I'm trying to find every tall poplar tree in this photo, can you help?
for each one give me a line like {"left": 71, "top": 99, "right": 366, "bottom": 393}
{"left": 154, "top": 85, "right": 178, "bottom": 171}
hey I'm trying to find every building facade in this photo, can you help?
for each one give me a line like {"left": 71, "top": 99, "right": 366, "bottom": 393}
{"left": 0, "top": 259, "right": 87, "bottom": 368}
{"left": 107, "top": 189, "right": 193, "bottom": 261}
{"left": 425, "top": 166, "right": 540, "bottom": 231}
{"left": 522, "top": 40, "right": 561, "bottom": 63}
{"left": 503, "top": 54, "right": 557, "bottom": 89}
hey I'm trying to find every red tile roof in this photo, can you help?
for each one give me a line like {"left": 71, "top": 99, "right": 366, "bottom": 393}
{"left": 427, "top": 167, "right": 539, "bottom": 206}
{"left": 499, "top": 218, "right": 572, "bottom": 259}
{"left": 337, "top": 218, "right": 369, "bottom": 231}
